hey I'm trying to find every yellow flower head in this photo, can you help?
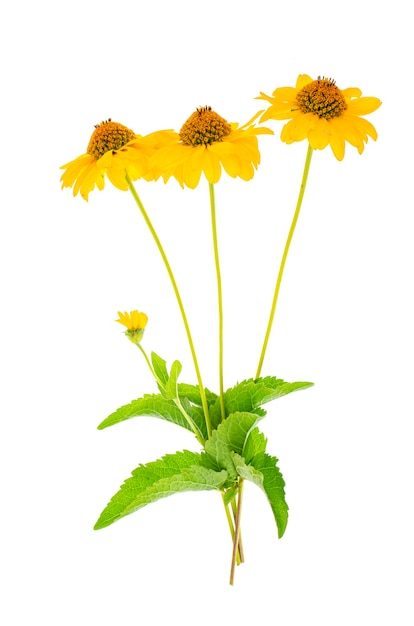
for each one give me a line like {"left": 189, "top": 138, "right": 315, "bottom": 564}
{"left": 257, "top": 75, "right": 382, "bottom": 160}
{"left": 116, "top": 310, "right": 148, "bottom": 344}
{"left": 149, "top": 106, "right": 273, "bottom": 189}
{"left": 60, "top": 120, "right": 169, "bottom": 201}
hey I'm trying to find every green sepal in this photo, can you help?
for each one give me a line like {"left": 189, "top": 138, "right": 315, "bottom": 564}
{"left": 94, "top": 450, "right": 228, "bottom": 530}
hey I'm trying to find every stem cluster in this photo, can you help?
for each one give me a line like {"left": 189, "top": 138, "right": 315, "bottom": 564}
{"left": 126, "top": 146, "right": 313, "bottom": 582}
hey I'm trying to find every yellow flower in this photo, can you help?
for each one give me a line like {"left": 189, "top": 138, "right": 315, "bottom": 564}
{"left": 60, "top": 120, "right": 172, "bottom": 201}
{"left": 257, "top": 75, "right": 381, "bottom": 160}
{"left": 116, "top": 310, "right": 148, "bottom": 344}
{"left": 150, "top": 106, "right": 273, "bottom": 189}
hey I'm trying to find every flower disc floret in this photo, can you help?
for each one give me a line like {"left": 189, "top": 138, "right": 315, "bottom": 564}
{"left": 179, "top": 107, "right": 232, "bottom": 146}
{"left": 87, "top": 120, "right": 135, "bottom": 159}
{"left": 256, "top": 74, "right": 381, "bottom": 160}
{"left": 296, "top": 78, "right": 347, "bottom": 120}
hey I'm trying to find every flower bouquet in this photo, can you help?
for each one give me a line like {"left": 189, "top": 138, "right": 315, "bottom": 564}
{"left": 61, "top": 75, "right": 381, "bottom": 584}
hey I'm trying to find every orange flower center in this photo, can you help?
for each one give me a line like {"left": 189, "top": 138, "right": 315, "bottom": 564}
{"left": 87, "top": 119, "right": 135, "bottom": 159}
{"left": 296, "top": 78, "right": 347, "bottom": 120}
{"left": 179, "top": 106, "right": 232, "bottom": 146}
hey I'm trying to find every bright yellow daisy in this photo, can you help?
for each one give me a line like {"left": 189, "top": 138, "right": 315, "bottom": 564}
{"left": 60, "top": 120, "right": 173, "bottom": 201}
{"left": 116, "top": 310, "right": 148, "bottom": 344}
{"left": 257, "top": 75, "right": 382, "bottom": 160}
{"left": 150, "top": 106, "right": 273, "bottom": 189}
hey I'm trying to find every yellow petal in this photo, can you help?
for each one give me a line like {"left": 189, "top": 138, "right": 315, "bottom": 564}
{"left": 351, "top": 116, "right": 378, "bottom": 141}
{"left": 327, "top": 122, "right": 346, "bottom": 161}
{"left": 256, "top": 91, "right": 276, "bottom": 104}
{"left": 334, "top": 116, "right": 365, "bottom": 150}
{"left": 346, "top": 96, "right": 382, "bottom": 116}
{"left": 341, "top": 87, "right": 362, "bottom": 99}
{"left": 202, "top": 148, "right": 222, "bottom": 184}
{"left": 73, "top": 161, "right": 99, "bottom": 198}
{"left": 220, "top": 152, "right": 242, "bottom": 177}
{"left": 181, "top": 146, "right": 204, "bottom": 188}
{"left": 308, "top": 118, "right": 331, "bottom": 150}
{"left": 116, "top": 310, "right": 148, "bottom": 330}
{"left": 106, "top": 168, "right": 128, "bottom": 191}
{"left": 274, "top": 86, "right": 299, "bottom": 100}
{"left": 260, "top": 105, "right": 299, "bottom": 122}
{"left": 281, "top": 113, "right": 317, "bottom": 143}
{"left": 296, "top": 74, "right": 314, "bottom": 90}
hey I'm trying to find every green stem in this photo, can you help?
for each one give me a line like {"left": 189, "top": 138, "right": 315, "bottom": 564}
{"left": 172, "top": 396, "right": 204, "bottom": 445}
{"left": 126, "top": 175, "right": 212, "bottom": 438}
{"left": 230, "top": 496, "right": 244, "bottom": 563}
{"left": 209, "top": 183, "right": 226, "bottom": 422}
{"left": 255, "top": 145, "right": 314, "bottom": 379}
{"left": 229, "top": 479, "right": 245, "bottom": 585}
{"left": 221, "top": 494, "right": 241, "bottom": 566}
{"left": 136, "top": 342, "right": 157, "bottom": 379}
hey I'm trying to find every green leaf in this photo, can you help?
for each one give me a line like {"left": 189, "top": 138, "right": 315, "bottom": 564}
{"left": 231, "top": 452, "right": 264, "bottom": 488}
{"left": 165, "top": 360, "right": 182, "bottom": 399}
{"left": 224, "top": 376, "right": 314, "bottom": 416}
{"left": 177, "top": 383, "right": 218, "bottom": 407}
{"left": 207, "top": 397, "right": 223, "bottom": 431}
{"left": 177, "top": 383, "right": 220, "bottom": 433}
{"left": 179, "top": 396, "right": 208, "bottom": 440}
{"left": 250, "top": 451, "right": 289, "bottom": 538}
{"left": 151, "top": 351, "right": 169, "bottom": 386}
{"left": 243, "top": 427, "right": 268, "bottom": 464}
{"left": 97, "top": 393, "right": 205, "bottom": 440}
{"left": 222, "top": 483, "right": 238, "bottom": 506}
{"left": 204, "top": 411, "right": 263, "bottom": 482}
{"left": 94, "top": 450, "right": 227, "bottom": 530}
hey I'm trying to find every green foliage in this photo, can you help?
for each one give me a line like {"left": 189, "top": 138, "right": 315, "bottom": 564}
{"left": 242, "top": 427, "right": 268, "bottom": 464}
{"left": 204, "top": 420, "right": 289, "bottom": 539}
{"left": 177, "top": 383, "right": 218, "bottom": 407}
{"left": 204, "top": 411, "right": 263, "bottom": 482}
{"left": 231, "top": 452, "right": 264, "bottom": 488}
{"left": 151, "top": 351, "right": 169, "bottom": 392}
{"left": 94, "top": 450, "right": 228, "bottom": 530}
{"left": 207, "top": 397, "right": 223, "bottom": 431}
{"left": 165, "top": 360, "right": 182, "bottom": 399}
{"left": 98, "top": 354, "right": 209, "bottom": 440}
{"left": 224, "top": 377, "right": 314, "bottom": 416}
{"left": 98, "top": 373, "right": 312, "bottom": 442}
{"left": 97, "top": 393, "right": 205, "bottom": 440}
{"left": 222, "top": 483, "right": 238, "bottom": 506}
{"left": 179, "top": 397, "right": 208, "bottom": 440}
{"left": 250, "top": 451, "right": 289, "bottom": 538}
{"left": 177, "top": 382, "right": 222, "bottom": 431}
{"left": 96, "top": 369, "right": 312, "bottom": 543}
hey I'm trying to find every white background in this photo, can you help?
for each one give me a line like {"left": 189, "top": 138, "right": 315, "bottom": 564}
{"left": 1, "top": 1, "right": 413, "bottom": 624}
